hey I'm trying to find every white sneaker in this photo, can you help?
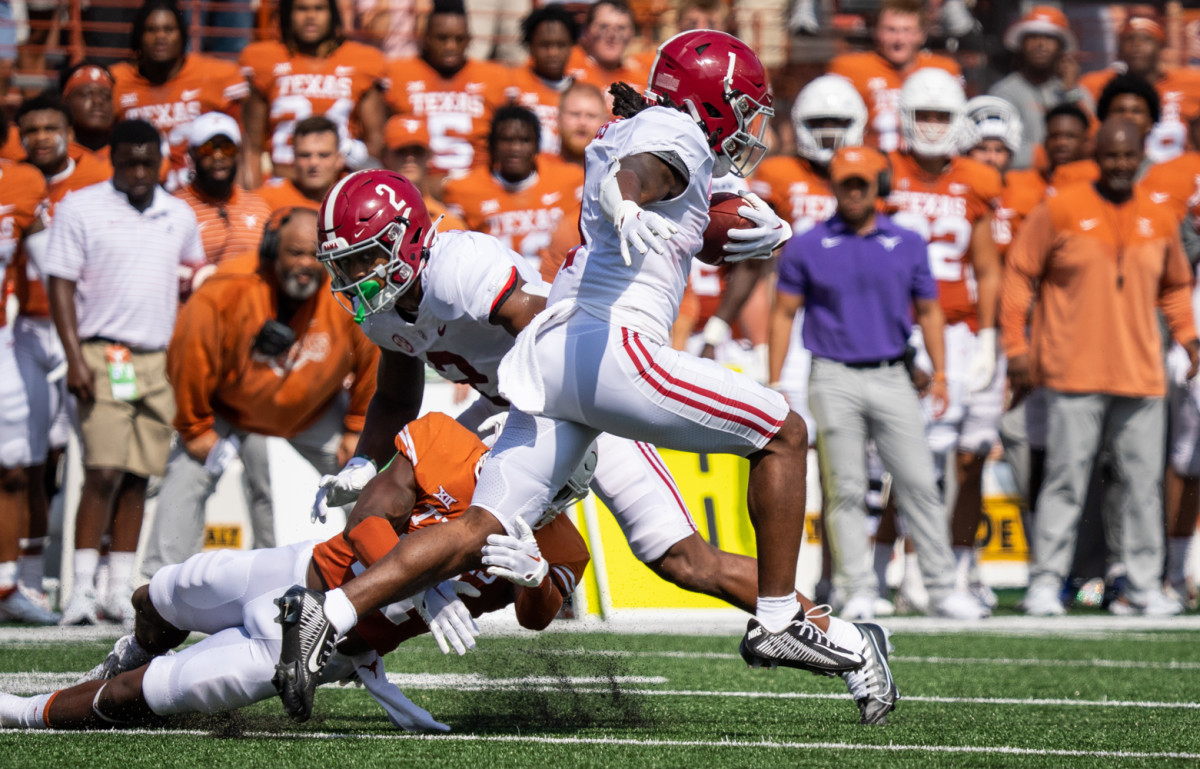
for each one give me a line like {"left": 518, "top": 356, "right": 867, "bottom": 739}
{"left": 101, "top": 585, "right": 135, "bottom": 625}
{"left": 841, "top": 594, "right": 875, "bottom": 621}
{"left": 76, "top": 634, "right": 156, "bottom": 684}
{"left": 933, "top": 590, "right": 989, "bottom": 619}
{"left": 969, "top": 583, "right": 998, "bottom": 611}
{"left": 1109, "top": 591, "right": 1182, "bottom": 617}
{"left": 895, "top": 578, "right": 929, "bottom": 614}
{"left": 1022, "top": 583, "right": 1066, "bottom": 617}
{"left": 873, "top": 597, "right": 896, "bottom": 617}
{"left": 0, "top": 586, "right": 61, "bottom": 625}
{"left": 60, "top": 586, "right": 101, "bottom": 626}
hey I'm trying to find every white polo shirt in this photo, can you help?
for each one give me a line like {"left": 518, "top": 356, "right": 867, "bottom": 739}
{"left": 42, "top": 181, "right": 204, "bottom": 350}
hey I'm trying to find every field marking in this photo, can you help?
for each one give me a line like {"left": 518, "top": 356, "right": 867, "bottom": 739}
{"left": 7, "top": 728, "right": 1200, "bottom": 760}
{"left": 2, "top": 671, "right": 1198, "bottom": 710}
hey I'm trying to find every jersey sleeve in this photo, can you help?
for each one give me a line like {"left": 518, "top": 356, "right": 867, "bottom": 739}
{"left": 395, "top": 411, "right": 486, "bottom": 503}
{"left": 39, "top": 188, "right": 87, "bottom": 281}
{"left": 425, "top": 233, "right": 523, "bottom": 323}
{"left": 775, "top": 234, "right": 808, "bottom": 298}
{"left": 621, "top": 107, "right": 712, "bottom": 179}
{"left": 211, "top": 57, "right": 250, "bottom": 106}
{"left": 238, "top": 41, "right": 279, "bottom": 96}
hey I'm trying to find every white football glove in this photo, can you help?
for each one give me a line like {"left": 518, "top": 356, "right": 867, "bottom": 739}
{"left": 312, "top": 456, "right": 377, "bottom": 523}
{"left": 415, "top": 579, "right": 481, "bottom": 655}
{"left": 613, "top": 199, "right": 678, "bottom": 267}
{"left": 724, "top": 192, "right": 791, "bottom": 262}
{"left": 481, "top": 517, "right": 548, "bottom": 588}
{"left": 353, "top": 650, "right": 450, "bottom": 732}
{"left": 203, "top": 435, "right": 240, "bottom": 477}
{"left": 968, "top": 328, "right": 998, "bottom": 393}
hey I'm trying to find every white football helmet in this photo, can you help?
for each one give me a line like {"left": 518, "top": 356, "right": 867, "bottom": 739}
{"left": 899, "top": 68, "right": 969, "bottom": 158}
{"left": 791, "top": 75, "right": 868, "bottom": 164}
{"left": 965, "top": 95, "right": 1023, "bottom": 154}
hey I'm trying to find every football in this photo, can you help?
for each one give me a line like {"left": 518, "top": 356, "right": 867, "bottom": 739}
{"left": 696, "top": 192, "right": 753, "bottom": 266}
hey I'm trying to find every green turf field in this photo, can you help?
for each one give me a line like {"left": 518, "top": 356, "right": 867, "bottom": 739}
{"left": 2, "top": 609, "right": 1199, "bottom": 769}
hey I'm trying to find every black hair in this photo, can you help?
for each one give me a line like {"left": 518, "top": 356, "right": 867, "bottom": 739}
{"left": 1097, "top": 72, "right": 1161, "bottom": 124}
{"left": 109, "top": 119, "right": 163, "bottom": 156}
{"left": 521, "top": 4, "right": 580, "bottom": 47}
{"left": 428, "top": 0, "right": 466, "bottom": 20}
{"left": 130, "top": 0, "right": 188, "bottom": 58}
{"left": 16, "top": 92, "right": 72, "bottom": 127}
{"left": 1044, "top": 102, "right": 1089, "bottom": 132}
{"left": 57, "top": 59, "right": 112, "bottom": 95}
{"left": 585, "top": 0, "right": 634, "bottom": 29}
{"left": 611, "top": 81, "right": 679, "bottom": 119}
{"left": 488, "top": 104, "right": 541, "bottom": 158}
{"left": 293, "top": 115, "right": 339, "bottom": 142}
{"left": 279, "top": 0, "right": 342, "bottom": 48}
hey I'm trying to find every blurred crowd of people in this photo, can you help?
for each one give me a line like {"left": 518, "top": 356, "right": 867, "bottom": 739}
{"left": 0, "top": 0, "right": 1197, "bottom": 628}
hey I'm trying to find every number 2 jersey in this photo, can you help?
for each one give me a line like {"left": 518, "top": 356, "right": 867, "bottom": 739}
{"left": 358, "top": 230, "right": 542, "bottom": 407}
{"left": 887, "top": 152, "right": 1001, "bottom": 332}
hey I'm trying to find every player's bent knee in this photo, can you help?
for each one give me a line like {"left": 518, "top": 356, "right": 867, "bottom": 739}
{"left": 757, "top": 412, "right": 808, "bottom": 461}
{"left": 651, "top": 535, "right": 723, "bottom": 593}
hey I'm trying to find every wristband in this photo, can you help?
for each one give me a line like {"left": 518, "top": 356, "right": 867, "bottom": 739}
{"left": 702, "top": 316, "right": 732, "bottom": 347}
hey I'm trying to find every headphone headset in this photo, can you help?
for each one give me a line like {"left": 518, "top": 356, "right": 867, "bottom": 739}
{"left": 253, "top": 206, "right": 312, "bottom": 357}
{"left": 876, "top": 164, "right": 892, "bottom": 199}
{"left": 258, "top": 206, "right": 303, "bottom": 263}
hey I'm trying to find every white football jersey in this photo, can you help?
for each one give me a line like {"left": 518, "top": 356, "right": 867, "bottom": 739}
{"left": 549, "top": 106, "right": 713, "bottom": 343}
{"left": 360, "top": 230, "right": 543, "bottom": 406}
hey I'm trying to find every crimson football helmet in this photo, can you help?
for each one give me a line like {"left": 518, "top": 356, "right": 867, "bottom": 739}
{"left": 646, "top": 30, "right": 773, "bottom": 178}
{"left": 317, "top": 169, "right": 439, "bottom": 321}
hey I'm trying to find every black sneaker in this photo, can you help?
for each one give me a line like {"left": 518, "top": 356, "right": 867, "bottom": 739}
{"left": 739, "top": 609, "right": 865, "bottom": 675}
{"left": 842, "top": 622, "right": 898, "bottom": 724}
{"left": 272, "top": 586, "right": 337, "bottom": 722}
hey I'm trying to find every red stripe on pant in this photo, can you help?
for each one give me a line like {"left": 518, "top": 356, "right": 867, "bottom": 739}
{"left": 634, "top": 440, "right": 698, "bottom": 533}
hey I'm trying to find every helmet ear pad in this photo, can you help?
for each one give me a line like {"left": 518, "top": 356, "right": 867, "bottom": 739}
{"left": 877, "top": 167, "right": 892, "bottom": 199}
{"left": 259, "top": 206, "right": 303, "bottom": 263}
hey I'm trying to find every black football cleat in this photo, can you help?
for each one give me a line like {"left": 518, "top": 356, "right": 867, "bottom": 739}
{"left": 739, "top": 609, "right": 865, "bottom": 675}
{"left": 272, "top": 586, "right": 337, "bottom": 722}
{"left": 842, "top": 622, "right": 899, "bottom": 725}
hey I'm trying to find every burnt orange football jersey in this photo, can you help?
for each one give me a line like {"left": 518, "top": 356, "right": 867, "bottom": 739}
{"left": 887, "top": 153, "right": 1001, "bottom": 330}
{"left": 256, "top": 177, "right": 324, "bottom": 211}
{"left": 385, "top": 57, "right": 513, "bottom": 175}
{"left": 1140, "top": 151, "right": 1200, "bottom": 225}
{"left": 393, "top": 411, "right": 488, "bottom": 531}
{"left": 0, "top": 125, "right": 22, "bottom": 161}
{"left": 993, "top": 168, "right": 1047, "bottom": 258}
{"left": 239, "top": 40, "right": 388, "bottom": 167}
{"left": 68, "top": 141, "right": 111, "bottom": 163}
{"left": 750, "top": 155, "right": 836, "bottom": 235}
{"left": 565, "top": 45, "right": 649, "bottom": 101}
{"left": 111, "top": 54, "right": 249, "bottom": 190}
{"left": 506, "top": 66, "right": 570, "bottom": 154}
{"left": 12, "top": 151, "right": 112, "bottom": 318}
{"left": 0, "top": 161, "right": 48, "bottom": 329}
{"left": 827, "top": 51, "right": 962, "bottom": 152}
{"left": 1081, "top": 66, "right": 1200, "bottom": 163}
{"left": 442, "top": 156, "right": 584, "bottom": 273}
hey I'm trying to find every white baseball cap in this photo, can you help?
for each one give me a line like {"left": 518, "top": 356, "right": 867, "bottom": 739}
{"left": 188, "top": 111, "right": 242, "bottom": 147}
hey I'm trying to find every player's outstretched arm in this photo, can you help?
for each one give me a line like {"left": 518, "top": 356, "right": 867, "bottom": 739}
{"left": 600, "top": 153, "right": 686, "bottom": 265}
{"left": 342, "top": 451, "right": 418, "bottom": 568}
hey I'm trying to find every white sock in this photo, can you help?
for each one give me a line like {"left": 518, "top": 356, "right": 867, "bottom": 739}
{"left": 323, "top": 588, "right": 359, "bottom": 635}
{"left": 824, "top": 615, "right": 864, "bottom": 651}
{"left": 107, "top": 552, "right": 136, "bottom": 598}
{"left": 953, "top": 546, "right": 972, "bottom": 591}
{"left": 0, "top": 692, "right": 53, "bottom": 728}
{"left": 872, "top": 542, "right": 892, "bottom": 595}
{"left": 1167, "top": 537, "right": 1192, "bottom": 587}
{"left": 754, "top": 594, "right": 799, "bottom": 634}
{"left": 0, "top": 561, "right": 16, "bottom": 592}
{"left": 73, "top": 548, "right": 100, "bottom": 593}
{"left": 903, "top": 551, "right": 923, "bottom": 588}
{"left": 18, "top": 554, "right": 44, "bottom": 592}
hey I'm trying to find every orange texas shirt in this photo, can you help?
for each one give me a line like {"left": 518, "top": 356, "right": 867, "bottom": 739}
{"left": 0, "top": 161, "right": 48, "bottom": 329}
{"left": 1080, "top": 66, "right": 1200, "bottom": 163}
{"left": 750, "top": 154, "right": 836, "bottom": 235}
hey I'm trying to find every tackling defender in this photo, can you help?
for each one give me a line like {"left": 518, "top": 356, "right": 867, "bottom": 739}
{"left": 277, "top": 30, "right": 898, "bottom": 727}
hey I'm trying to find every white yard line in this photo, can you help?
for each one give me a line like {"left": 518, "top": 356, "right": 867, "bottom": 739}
{"left": 8, "top": 728, "right": 1200, "bottom": 760}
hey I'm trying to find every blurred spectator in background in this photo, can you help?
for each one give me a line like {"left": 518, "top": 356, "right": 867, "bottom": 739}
{"left": 966, "top": 97, "right": 1027, "bottom": 256}
{"left": 239, "top": 0, "right": 387, "bottom": 189}
{"left": 0, "top": 146, "right": 56, "bottom": 624}
{"left": 11, "top": 94, "right": 111, "bottom": 610}
{"left": 60, "top": 62, "right": 116, "bottom": 160}
{"left": 677, "top": 0, "right": 729, "bottom": 34}
{"left": 508, "top": 5, "right": 580, "bottom": 155}
{"left": 464, "top": 0, "right": 529, "bottom": 64}
{"left": 257, "top": 116, "right": 345, "bottom": 211}
{"left": 43, "top": 119, "right": 205, "bottom": 625}
{"left": 828, "top": 0, "right": 961, "bottom": 153}
{"left": 175, "top": 113, "right": 271, "bottom": 267}
{"left": 385, "top": 0, "right": 510, "bottom": 176}
{"left": 1002, "top": 118, "right": 1198, "bottom": 618}
{"left": 989, "top": 6, "right": 1089, "bottom": 171}
{"left": 355, "top": 0, "right": 420, "bottom": 59}
{"left": 111, "top": 0, "right": 249, "bottom": 191}
{"left": 140, "top": 207, "right": 378, "bottom": 577}
{"left": 1095, "top": 73, "right": 1160, "bottom": 183}
{"left": 381, "top": 115, "right": 467, "bottom": 230}
{"left": 567, "top": 0, "right": 646, "bottom": 105}
{"left": 443, "top": 105, "right": 582, "bottom": 274}
{"left": 1080, "top": 8, "right": 1200, "bottom": 166}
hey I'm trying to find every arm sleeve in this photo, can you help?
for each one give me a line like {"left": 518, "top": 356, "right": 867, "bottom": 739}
{"left": 345, "top": 516, "right": 401, "bottom": 568}
{"left": 909, "top": 234, "right": 939, "bottom": 301}
{"left": 40, "top": 197, "right": 87, "bottom": 281}
{"left": 774, "top": 237, "right": 807, "bottom": 298}
{"left": 1000, "top": 203, "right": 1053, "bottom": 358}
{"left": 167, "top": 292, "right": 223, "bottom": 441}
{"left": 1158, "top": 230, "right": 1200, "bottom": 346}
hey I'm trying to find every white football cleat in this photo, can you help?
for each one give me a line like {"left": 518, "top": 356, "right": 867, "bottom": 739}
{"left": 932, "top": 590, "right": 989, "bottom": 619}
{"left": 60, "top": 586, "right": 102, "bottom": 626}
{"left": 0, "top": 586, "right": 60, "bottom": 625}
{"left": 1022, "top": 583, "right": 1066, "bottom": 617}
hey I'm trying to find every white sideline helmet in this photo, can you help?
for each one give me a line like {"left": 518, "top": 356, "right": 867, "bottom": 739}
{"left": 900, "top": 68, "right": 969, "bottom": 158}
{"left": 965, "top": 95, "right": 1023, "bottom": 154}
{"left": 791, "top": 75, "right": 868, "bottom": 164}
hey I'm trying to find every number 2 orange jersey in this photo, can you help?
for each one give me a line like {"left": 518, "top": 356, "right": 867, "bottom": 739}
{"left": 442, "top": 156, "right": 584, "bottom": 273}
{"left": 239, "top": 39, "right": 388, "bottom": 167}
{"left": 111, "top": 54, "right": 249, "bottom": 190}
{"left": 750, "top": 155, "right": 836, "bottom": 235}
{"left": 887, "top": 153, "right": 1001, "bottom": 330}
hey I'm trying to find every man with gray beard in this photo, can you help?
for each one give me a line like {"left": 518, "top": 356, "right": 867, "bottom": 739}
{"left": 140, "top": 207, "right": 379, "bottom": 580}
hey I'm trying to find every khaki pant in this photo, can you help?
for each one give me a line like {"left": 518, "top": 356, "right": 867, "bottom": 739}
{"left": 77, "top": 341, "right": 174, "bottom": 478}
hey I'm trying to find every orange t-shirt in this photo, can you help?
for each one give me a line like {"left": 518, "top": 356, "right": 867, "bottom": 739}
{"left": 442, "top": 156, "right": 584, "bottom": 273}
{"left": 111, "top": 54, "right": 249, "bottom": 190}
{"left": 174, "top": 184, "right": 272, "bottom": 265}
{"left": 385, "top": 57, "right": 513, "bottom": 175}
{"left": 1139, "top": 151, "right": 1200, "bottom": 226}
{"left": 12, "top": 151, "right": 111, "bottom": 319}
{"left": 0, "top": 125, "right": 22, "bottom": 161}
{"left": 167, "top": 257, "right": 379, "bottom": 441}
{"left": 750, "top": 155, "right": 836, "bottom": 235}
{"left": 239, "top": 39, "right": 388, "bottom": 167}
{"left": 0, "top": 162, "right": 48, "bottom": 330}
{"left": 887, "top": 153, "right": 1002, "bottom": 330}
{"left": 506, "top": 67, "right": 570, "bottom": 155}
{"left": 1002, "top": 183, "right": 1196, "bottom": 397}
{"left": 993, "top": 168, "right": 1047, "bottom": 258}
{"left": 827, "top": 51, "right": 962, "bottom": 152}
{"left": 1080, "top": 66, "right": 1200, "bottom": 163}
{"left": 68, "top": 141, "right": 111, "bottom": 163}
{"left": 256, "top": 177, "right": 324, "bottom": 211}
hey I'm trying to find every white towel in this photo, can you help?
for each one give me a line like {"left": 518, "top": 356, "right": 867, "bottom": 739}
{"left": 498, "top": 299, "right": 578, "bottom": 415}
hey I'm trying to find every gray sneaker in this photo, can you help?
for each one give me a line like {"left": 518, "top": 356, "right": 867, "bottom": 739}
{"left": 842, "top": 623, "right": 898, "bottom": 725}
{"left": 0, "top": 586, "right": 60, "bottom": 625}
{"left": 75, "top": 634, "right": 157, "bottom": 684}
